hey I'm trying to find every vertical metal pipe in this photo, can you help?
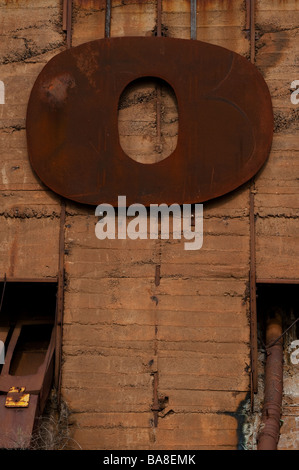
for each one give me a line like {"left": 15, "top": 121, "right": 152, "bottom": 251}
{"left": 0, "top": 274, "right": 7, "bottom": 316}
{"left": 155, "top": 0, "right": 162, "bottom": 157}
{"left": 248, "top": 0, "right": 257, "bottom": 404}
{"left": 257, "top": 312, "right": 283, "bottom": 450}
{"left": 62, "top": 0, "right": 72, "bottom": 47}
{"left": 157, "top": 0, "right": 162, "bottom": 37}
{"left": 56, "top": 0, "right": 72, "bottom": 402}
{"left": 245, "top": 0, "right": 250, "bottom": 36}
{"left": 66, "top": 0, "right": 73, "bottom": 49}
{"left": 55, "top": 199, "right": 66, "bottom": 402}
{"left": 250, "top": 0, "right": 255, "bottom": 64}
{"left": 191, "top": 0, "right": 197, "bottom": 40}
{"left": 62, "top": 0, "right": 68, "bottom": 31}
{"left": 250, "top": 191, "right": 258, "bottom": 400}
{"left": 105, "top": 0, "right": 112, "bottom": 38}
{"left": 151, "top": 1, "right": 163, "bottom": 428}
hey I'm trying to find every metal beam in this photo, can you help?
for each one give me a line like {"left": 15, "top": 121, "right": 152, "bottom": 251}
{"left": 105, "top": 0, "right": 111, "bottom": 38}
{"left": 191, "top": 0, "right": 197, "bottom": 40}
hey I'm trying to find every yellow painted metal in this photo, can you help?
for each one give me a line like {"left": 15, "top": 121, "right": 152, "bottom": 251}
{"left": 5, "top": 387, "right": 30, "bottom": 408}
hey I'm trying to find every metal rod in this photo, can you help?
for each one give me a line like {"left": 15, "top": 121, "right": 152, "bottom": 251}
{"left": 257, "top": 278, "right": 299, "bottom": 285}
{"left": 250, "top": 0, "right": 255, "bottom": 64}
{"left": 55, "top": 199, "right": 66, "bottom": 401}
{"left": 0, "top": 274, "right": 7, "bottom": 315}
{"left": 105, "top": 0, "right": 112, "bottom": 38}
{"left": 157, "top": 0, "right": 162, "bottom": 37}
{"left": 151, "top": 2, "right": 163, "bottom": 428}
{"left": 257, "top": 312, "right": 283, "bottom": 450}
{"left": 248, "top": 0, "right": 257, "bottom": 400}
{"left": 66, "top": 0, "right": 73, "bottom": 49}
{"left": 245, "top": 0, "right": 250, "bottom": 35}
{"left": 191, "top": 0, "right": 197, "bottom": 40}
{"left": 0, "top": 277, "right": 57, "bottom": 283}
{"left": 56, "top": 0, "right": 72, "bottom": 399}
{"left": 155, "top": 89, "right": 162, "bottom": 156}
{"left": 63, "top": 0, "right": 68, "bottom": 31}
{"left": 155, "top": 0, "right": 163, "bottom": 157}
{"left": 250, "top": 190, "right": 258, "bottom": 399}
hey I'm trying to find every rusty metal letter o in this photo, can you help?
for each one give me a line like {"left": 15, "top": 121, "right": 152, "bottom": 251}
{"left": 26, "top": 37, "right": 273, "bottom": 206}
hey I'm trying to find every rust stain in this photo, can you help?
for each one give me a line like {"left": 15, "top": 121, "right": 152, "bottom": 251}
{"left": 40, "top": 73, "right": 76, "bottom": 108}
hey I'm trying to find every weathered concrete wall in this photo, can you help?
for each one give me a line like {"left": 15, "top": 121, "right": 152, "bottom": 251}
{"left": 255, "top": 0, "right": 299, "bottom": 282}
{"left": 0, "top": 0, "right": 64, "bottom": 277}
{"left": 0, "top": 0, "right": 298, "bottom": 450}
{"left": 60, "top": 0, "right": 251, "bottom": 450}
{"left": 241, "top": 0, "right": 299, "bottom": 450}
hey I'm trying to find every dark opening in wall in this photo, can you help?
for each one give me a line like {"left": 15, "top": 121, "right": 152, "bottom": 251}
{"left": 0, "top": 282, "right": 57, "bottom": 375}
{"left": 9, "top": 324, "right": 54, "bottom": 377}
{"left": 257, "top": 283, "right": 299, "bottom": 349}
{"left": 0, "top": 281, "right": 58, "bottom": 449}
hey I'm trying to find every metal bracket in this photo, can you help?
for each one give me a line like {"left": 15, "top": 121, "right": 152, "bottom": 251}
{"left": 5, "top": 387, "right": 30, "bottom": 408}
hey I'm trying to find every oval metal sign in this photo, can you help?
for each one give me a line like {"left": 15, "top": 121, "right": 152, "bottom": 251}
{"left": 26, "top": 37, "right": 273, "bottom": 206}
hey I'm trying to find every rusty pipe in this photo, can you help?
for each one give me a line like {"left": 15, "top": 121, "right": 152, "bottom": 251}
{"left": 155, "top": 0, "right": 163, "bottom": 157}
{"left": 250, "top": 0, "right": 255, "bottom": 64}
{"left": 257, "top": 311, "right": 283, "bottom": 450}
{"left": 105, "top": 0, "right": 111, "bottom": 39}
{"left": 191, "top": 0, "right": 197, "bottom": 40}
